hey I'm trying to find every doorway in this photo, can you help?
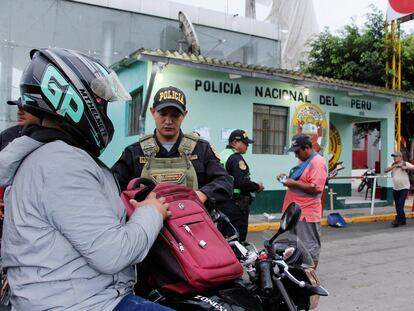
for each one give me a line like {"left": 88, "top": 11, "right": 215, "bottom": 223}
{"left": 352, "top": 121, "right": 381, "bottom": 198}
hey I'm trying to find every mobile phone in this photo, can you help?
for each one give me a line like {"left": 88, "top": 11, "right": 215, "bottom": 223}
{"left": 277, "top": 175, "right": 288, "bottom": 183}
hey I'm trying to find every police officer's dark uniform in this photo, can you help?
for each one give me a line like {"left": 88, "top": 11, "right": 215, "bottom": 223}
{"left": 111, "top": 86, "right": 233, "bottom": 210}
{"left": 219, "top": 130, "right": 263, "bottom": 242}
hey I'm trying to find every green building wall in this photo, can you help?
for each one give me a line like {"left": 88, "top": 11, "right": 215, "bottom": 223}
{"left": 105, "top": 60, "right": 395, "bottom": 213}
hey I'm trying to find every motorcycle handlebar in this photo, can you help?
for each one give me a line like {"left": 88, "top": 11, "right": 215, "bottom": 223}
{"left": 257, "top": 258, "right": 274, "bottom": 296}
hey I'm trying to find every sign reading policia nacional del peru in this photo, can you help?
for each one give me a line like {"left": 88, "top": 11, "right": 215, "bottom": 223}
{"left": 194, "top": 79, "right": 375, "bottom": 112}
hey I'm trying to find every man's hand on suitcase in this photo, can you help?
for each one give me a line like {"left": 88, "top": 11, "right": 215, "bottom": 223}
{"left": 195, "top": 190, "right": 207, "bottom": 203}
{"left": 130, "top": 192, "right": 171, "bottom": 219}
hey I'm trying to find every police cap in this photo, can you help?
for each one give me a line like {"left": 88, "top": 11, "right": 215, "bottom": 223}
{"left": 153, "top": 86, "right": 186, "bottom": 114}
{"left": 229, "top": 129, "right": 254, "bottom": 144}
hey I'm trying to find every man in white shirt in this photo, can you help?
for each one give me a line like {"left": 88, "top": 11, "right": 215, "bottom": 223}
{"left": 384, "top": 152, "right": 414, "bottom": 227}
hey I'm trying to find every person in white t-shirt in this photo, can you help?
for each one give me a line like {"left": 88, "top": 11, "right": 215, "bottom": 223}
{"left": 384, "top": 152, "right": 414, "bottom": 227}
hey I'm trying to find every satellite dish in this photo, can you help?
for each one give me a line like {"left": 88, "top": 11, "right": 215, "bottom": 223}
{"left": 178, "top": 11, "right": 201, "bottom": 56}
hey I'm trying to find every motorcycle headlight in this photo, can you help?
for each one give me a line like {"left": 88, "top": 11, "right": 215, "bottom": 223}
{"left": 282, "top": 247, "right": 296, "bottom": 260}
{"left": 269, "top": 233, "right": 314, "bottom": 269}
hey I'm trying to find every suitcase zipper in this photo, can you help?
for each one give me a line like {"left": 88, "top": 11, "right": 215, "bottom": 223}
{"left": 182, "top": 224, "right": 207, "bottom": 249}
{"left": 164, "top": 222, "right": 185, "bottom": 252}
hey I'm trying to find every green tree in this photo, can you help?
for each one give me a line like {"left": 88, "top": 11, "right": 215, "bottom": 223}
{"left": 302, "top": 6, "right": 386, "bottom": 86}
{"left": 401, "top": 35, "right": 414, "bottom": 90}
{"left": 302, "top": 6, "right": 414, "bottom": 159}
{"left": 400, "top": 36, "right": 414, "bottom": 158}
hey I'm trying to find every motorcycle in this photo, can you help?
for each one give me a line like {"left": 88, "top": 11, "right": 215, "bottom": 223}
{"left": 357, "top": 168, "right": 375, "bottom": 195}
{"left": 145, "top": 202, "right": 329, "bottom": 311}
{"left": 357, "top": 168, "right": 375, "bottom": 192}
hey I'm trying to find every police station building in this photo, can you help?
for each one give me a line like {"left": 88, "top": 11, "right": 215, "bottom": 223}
{"left": 104, "top": 49, "right": 413, "bottom": 214}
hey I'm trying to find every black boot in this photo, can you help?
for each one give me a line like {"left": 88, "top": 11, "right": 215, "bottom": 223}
{"left": 392, "top": 220, "right": 400, "bottom": 227}
{"left": 392, "top": 217, "right": 406, "bottom": 227}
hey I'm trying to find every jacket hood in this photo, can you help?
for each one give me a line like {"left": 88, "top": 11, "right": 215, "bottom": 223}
{"left": 0, "top": 124, "right": 89, "bottom": 188}
{"left": 0, "top": 136, "right": 44, "bottom": 187}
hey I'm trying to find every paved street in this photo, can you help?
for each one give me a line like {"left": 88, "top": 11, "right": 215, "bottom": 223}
{"left": 248, "top": 220, "right": 414, "bottom": 310}
{"left": 1, "top": 221, "right": 412, "bottom": 310}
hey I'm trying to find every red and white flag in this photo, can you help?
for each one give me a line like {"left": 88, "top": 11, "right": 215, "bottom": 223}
{"left": 387, "top": 0, "right": 414, "bottom": 21}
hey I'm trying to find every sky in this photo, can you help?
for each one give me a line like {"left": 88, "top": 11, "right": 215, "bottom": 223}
{"left": 313, "top": 0, "right": 414, "bottom": 33}
{"left": 173, "top": 0, "right": 414, "bottom": 34}
{"left": 313, "top": 0, "right": 388, "bottom": 31}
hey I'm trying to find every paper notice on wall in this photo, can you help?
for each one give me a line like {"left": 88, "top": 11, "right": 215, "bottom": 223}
{"left": 194, "top": 127, "right": 210, "bottom": 141}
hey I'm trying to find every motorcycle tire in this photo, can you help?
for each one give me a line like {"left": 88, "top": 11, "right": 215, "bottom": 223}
{"left": 357, "top": 180, "right": 366, "bottom": 192}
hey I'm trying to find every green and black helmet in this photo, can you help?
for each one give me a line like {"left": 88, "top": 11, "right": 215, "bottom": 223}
{"left": 20, "top": 48, "right": 131, "bottom": 156}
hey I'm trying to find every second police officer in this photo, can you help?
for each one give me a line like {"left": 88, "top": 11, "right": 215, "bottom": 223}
{"left": 219, "top": 129, "right": 264, "bottom": 242}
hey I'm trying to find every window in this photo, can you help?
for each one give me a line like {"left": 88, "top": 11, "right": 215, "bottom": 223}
{"left": 253, "top": 104, "right": 288, "bottom": 154}
{"left": 127, "top": 88, "right": 143, "bottom": 136}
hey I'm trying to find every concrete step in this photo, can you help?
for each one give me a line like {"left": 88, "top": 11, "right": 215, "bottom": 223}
{"left": 336, "top": 196, "right": 389, "bottom": 209}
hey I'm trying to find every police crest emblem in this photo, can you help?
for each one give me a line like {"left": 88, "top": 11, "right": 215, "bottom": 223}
{"left": 239, "top": 160, "right": 247, "bottom": 170}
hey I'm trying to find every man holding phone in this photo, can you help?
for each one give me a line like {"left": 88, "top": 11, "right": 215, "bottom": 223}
{"left": 277, "top": 134, "right": 327, "bottom": 269}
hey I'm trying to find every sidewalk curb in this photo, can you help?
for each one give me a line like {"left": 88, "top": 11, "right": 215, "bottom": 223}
{"left": 247, "top": 212, "right": 414, "bottom": 233}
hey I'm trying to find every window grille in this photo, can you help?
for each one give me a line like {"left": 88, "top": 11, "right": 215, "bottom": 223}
{"left": 127, "top": 88, "right": 143, "bottom": 136}
{"left": 253, "top": 104, "right": 288, "bottom": 154}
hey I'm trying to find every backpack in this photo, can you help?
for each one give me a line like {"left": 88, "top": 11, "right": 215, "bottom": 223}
{"left": 121, "top": 178, "right": 244, "bottom": 295}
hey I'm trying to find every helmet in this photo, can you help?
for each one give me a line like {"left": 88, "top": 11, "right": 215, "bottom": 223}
{"left": 20, "top": 48, "right": 131, "bottom": 156}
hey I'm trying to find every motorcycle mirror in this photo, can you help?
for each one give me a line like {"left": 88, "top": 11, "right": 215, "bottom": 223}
{"left": 279, "top": 202, "right": 301, "bottom": 232}
{"left": 267, "top": 202, "right": 301, "bottom": 246}
{"left": 215, "top": 210, "right": 240, "bottom": 241}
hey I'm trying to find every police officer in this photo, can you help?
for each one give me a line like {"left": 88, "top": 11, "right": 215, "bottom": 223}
{"left": 219, "top": 129, "right": 264, "bottom": 242}
{"left": 112, "top": 86, "right": 233, "bottom": 208}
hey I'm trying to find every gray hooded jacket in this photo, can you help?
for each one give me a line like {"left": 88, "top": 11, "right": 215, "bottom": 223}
{"left": 0, "top": 136, "right": 163, "bottom": 311}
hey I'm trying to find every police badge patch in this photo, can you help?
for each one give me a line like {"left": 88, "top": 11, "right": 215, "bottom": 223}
{"left": 151, "top": 172, "right": 186, "bottom": 184}
{"left": 239, "top": 160, "right": 247, "bottom": 170}
{"left": 210, "top": 146, "right": 221, "bottom": 161}
{"left": 139, "top": 157, "right": 148, "bottom": 163}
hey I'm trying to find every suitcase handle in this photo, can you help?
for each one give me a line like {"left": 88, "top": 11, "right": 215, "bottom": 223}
{"left": 129, "top": 178, "right": 156, "bottom": 202}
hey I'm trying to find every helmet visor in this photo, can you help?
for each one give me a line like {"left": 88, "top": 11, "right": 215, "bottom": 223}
{"left": 91, "top": 70, "right": 131, "bottom": 102}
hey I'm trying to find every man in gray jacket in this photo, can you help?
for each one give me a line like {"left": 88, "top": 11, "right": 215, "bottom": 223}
{"left": 0, "top": 49, "right": 173, "bottom": 311}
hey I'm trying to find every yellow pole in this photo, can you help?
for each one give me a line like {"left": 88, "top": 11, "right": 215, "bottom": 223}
{"left": 389, "top": 20, "right": 401, "bottom": 152}
{"left": 385, "top": 18, "right": 389, "bottom": 89}
{"left": 391, "top": 20, "right": 396, "bottom": 90}
{"left": 398, "top": 21, "right": 401, "bottom": 91}
{"left": 397, "top": 21, "right": 401, "bottom": 152}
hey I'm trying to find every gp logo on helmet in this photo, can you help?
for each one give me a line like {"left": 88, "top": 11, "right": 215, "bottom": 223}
{"left": 40, "top": 64, "right": 84, "bottom": 123}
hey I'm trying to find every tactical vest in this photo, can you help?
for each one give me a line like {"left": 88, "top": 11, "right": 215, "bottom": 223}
{"left": 219, "top": 148, "right": 241, "bottom": 194}
{"left": 139, "top": 133, "right": 199, "bottom": 189}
